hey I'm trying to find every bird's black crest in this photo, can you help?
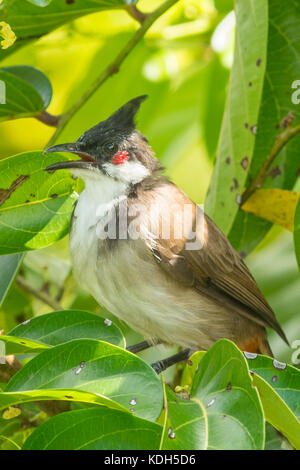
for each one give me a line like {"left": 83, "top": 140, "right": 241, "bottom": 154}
{"left": 106, "top": 95, "right": 148, "bottom": 131}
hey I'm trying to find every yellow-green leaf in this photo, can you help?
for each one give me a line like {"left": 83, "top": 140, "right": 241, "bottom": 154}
{"left": 242, "top": 189, "right": 300, "bottom": 231}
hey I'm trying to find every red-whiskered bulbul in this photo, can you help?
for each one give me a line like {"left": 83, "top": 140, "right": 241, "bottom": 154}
{"left": 45, "top": 95, "right": 288, "bottom": 372}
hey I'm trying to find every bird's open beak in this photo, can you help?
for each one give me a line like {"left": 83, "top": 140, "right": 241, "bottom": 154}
{"left": 44, "top": 143, "right": 97, "bottom": 171}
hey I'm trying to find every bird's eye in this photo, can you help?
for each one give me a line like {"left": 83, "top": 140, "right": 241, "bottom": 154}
{"left": 104, "top": 142, "right": 118, "bottom": 153}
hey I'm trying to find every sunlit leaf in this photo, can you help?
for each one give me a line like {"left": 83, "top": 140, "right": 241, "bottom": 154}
{"left": 2, "top": 310, "right": 125, "bottom": 354}
{"left": 0, "top": 151, "right": 83, "bottom": 255}
{"left": 0, "top": 388, "right": 128, "bottom": 414}
{"left": 0, "top": 0, "right": 137, "bottom": 60}
{"left": 0, "top": 334, "right": 49, "bottom": 355}
{"left": 205, "top": 0, "right": 268, "bottom": 234}
{"left": 23, "top": 407, "right": 162, "bottom": 450}
{"left": 227, "top": 1, "right": 300, "bottom": 253}
{"left": 241, "top": 189, "right": 300, "bottom": 231}
{"left": 5, "top": 339, "right": 163, "bottom": 421}
{"left": 191, "top": 339, "right": 265, "bottom": 450}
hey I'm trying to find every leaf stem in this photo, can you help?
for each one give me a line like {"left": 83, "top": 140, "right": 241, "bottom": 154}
{"left": 36, "top": 110, "right": 61, "bottom": 127}
{"left": 46, "top": 0, "right": 179, "bottom": 147}
{"left": 16, "top": 276, "right": 62, "bottom": 311}
{"left": 242, "top": 122, "right": 300, "bottom": 204}
{"left": 125, "top": 4, "right": 148, "bottom": 24}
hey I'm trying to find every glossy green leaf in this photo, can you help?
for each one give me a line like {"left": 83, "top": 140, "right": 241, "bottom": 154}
{"left": 252, "top": 373, "right": 300, "bottom": 449}
{"left": 0, "top": 334, "right": 49, "bottom": 355}
{"left": 23, "top": 407, "right": 162, "bottom": 450}
{"left": 245, "top": 354, "right": 300, "bottom": 420}
{"left": 0, "top": 66, "right": 52, "bottom": 121}
{"left": 4, "top": 310, "right": 125, "bottom": 354}
{"left": 294, "top": 198, "right": 300, "bottom": 272}
{"left": 205, "top": 0, "right": 268, "bottom": 235}
{"left": 0, "top": 151, "right": 83, "bottom": 255}
{"left": 0, "top": 0, "right": 137, "bottom": 60}
{"left": 0, "top": 388, "right": 128, "bottom": 414}
{"left": 5, "top": 339, "right": 163, "bottom": 421}
{"left": 160, "top": 386, "right": 207, "bottom": 450}
{"left": 191, "top": 339, "right": 265, "bottom": 450}
{"left": 0, "top": 254, "right": 23, "bottom": 308}
{"left": 180, "top": 351, "right": 206, "bottom": 389}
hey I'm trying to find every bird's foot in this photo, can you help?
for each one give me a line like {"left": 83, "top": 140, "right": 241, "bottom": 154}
{"left": 151, "top": 348, "right": 191, "bottom": 374}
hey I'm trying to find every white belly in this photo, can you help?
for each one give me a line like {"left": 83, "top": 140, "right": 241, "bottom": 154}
{"left": 69, "top": 185, "right": 230, "bottom": 350}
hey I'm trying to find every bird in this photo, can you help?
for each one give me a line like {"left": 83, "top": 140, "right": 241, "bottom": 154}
{"left": 44, "top": 95, "right": 288, "bottom": 372}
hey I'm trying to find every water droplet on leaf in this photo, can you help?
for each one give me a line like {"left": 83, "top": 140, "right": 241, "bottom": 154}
{"left": 273, "top": 359, "right": 286, "bottom": 370}
{"left": 244, "top": 351, "right": 258, "bottom": 360}
{"left": 168, "top": 428, "right": 176, "bottom": 439}
{"left": 206, "top": 398, "right": 216, "bottom": 408}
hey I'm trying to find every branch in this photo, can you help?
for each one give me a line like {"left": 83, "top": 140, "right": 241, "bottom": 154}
{"left": 241, "top": 122, "right": 300, "bottom": 204}
{"left": 16, "top": 276, "right": 62, "bottom": 311}
{"left": 125, "top": 4, "right": 148, "bottom": 24}
{"left": 36, "top": 110, "right": 61, "bottom": 127}
{"left": 46, "top": 0, "right": 179, "bottom": 147}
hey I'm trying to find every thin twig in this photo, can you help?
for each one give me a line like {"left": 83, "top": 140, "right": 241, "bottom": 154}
{"left": 16, "top": 276, "right": 62, "bottom": 311}
{"left": 36, "top": 110, "right": 61, "bottom": 127}
{"left": 46, "top": 0, "right": 179, "bottom": 147}
{"left": 241, "top": 122, "right": 300, "bottom": 204}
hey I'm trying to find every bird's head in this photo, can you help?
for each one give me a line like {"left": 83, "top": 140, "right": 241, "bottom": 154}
{"left": 44, "top": 95, "right": 158, "bottom": 186}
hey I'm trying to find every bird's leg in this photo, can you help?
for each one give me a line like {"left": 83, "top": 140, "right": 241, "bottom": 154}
{"left": 151, "top": 348, "right": 191, "bottom": 374}
{"left": 127, "top": 339, "right": 160, "bottom": 354}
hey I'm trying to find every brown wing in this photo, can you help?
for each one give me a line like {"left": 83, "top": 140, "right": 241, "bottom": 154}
{"left": 137, "top": 180, "right": 288, "bottom": 344}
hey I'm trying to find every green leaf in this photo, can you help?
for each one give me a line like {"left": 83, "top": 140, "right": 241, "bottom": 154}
{"left": 4, "top": 310, "right": 125, "bottom": 354}
{"left": 0, "top": 254, "right": 23, "bottom": 308}
{"left": 252, "top": 373, "right": 300, "bottom": 449}
{"left": 160, "top": 386, "right": 207, "bottom": 450}
{"left": 1, "top": 0, "right": 137, "bottom": 60}
{"left": 0, "top": 428, "right": 33, "bottom": 450}
{"left": 0, "top": 66, "right": 52, "bottom": 121}
{"left": 191, "top": 339, "right": 265, "bottom": 450}
{"left": 0, "top": 334, "right": 49, "bottom": 355}
{"left": 5, "top": 339, "right": 163, "bottom": 421}
{"left": 227, "top": 1, "right": 300, "bottom": 253}
{"left": 0, "top": 388, "right": 128, "bottom": 414}
{"left": 0, "top": 151, "right": 83, "bottom": 255}
{"left": 23, "top": 407, "right": 162, "bottom": 450}
{"left": 294, "top": 198, "right": 300, "bottom": 271}
{"left": 205, "top": 0, "right": 268, "bottom": 235}
{"left": 245, "top": 354, "right": 300, "bottom": 420}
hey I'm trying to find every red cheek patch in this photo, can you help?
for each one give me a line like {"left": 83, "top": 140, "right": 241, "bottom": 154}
{"left": 111, "top": 151, "right": 129, "bottom": 165}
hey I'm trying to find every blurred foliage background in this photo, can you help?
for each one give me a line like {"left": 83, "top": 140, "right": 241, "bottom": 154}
{"left": 0, "top": 0, "right": 298, "bottom": 373}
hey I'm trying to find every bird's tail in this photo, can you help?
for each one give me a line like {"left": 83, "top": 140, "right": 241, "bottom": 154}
{"left": 257, "top": 338, "right": 273, "bottom": 357}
